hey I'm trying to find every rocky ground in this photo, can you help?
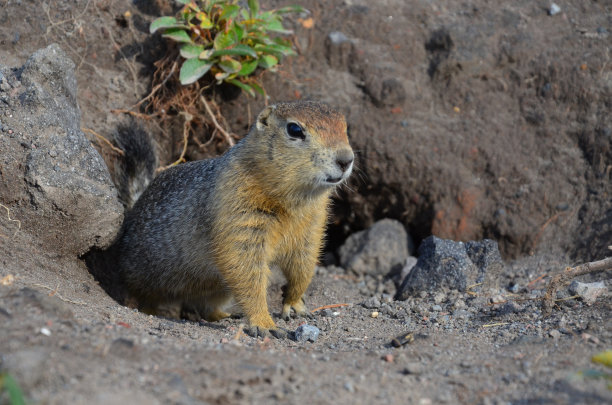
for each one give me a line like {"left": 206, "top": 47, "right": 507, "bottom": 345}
{"left": 1, "top": 1, "right": 611, "bottom": 404}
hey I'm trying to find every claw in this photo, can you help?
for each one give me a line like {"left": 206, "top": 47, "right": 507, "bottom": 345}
{"left": 282, "top": 297, "right": 311, "bottom": 320}
{"left": 270, "top": 327, "right": 291, "bottom": 339}
{"left": 244, "top": 325, "right": 269, "bottom": 338}
{"left": 244, "top": 326, "right": 292, "bottom": 340}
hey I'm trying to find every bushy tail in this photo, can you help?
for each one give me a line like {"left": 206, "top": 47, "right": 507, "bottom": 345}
{"left": 112, "top": 122, "right": 158, "bottom": 209}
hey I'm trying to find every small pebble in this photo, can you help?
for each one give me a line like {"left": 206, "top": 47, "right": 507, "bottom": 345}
{"left": 328, "top": 31, "right": 350, "bottom": 44}
{"left": 403, "top": 362, "right": 424, "bottom": 375}
{"left": 382, "top": 354, "right": 394, "bottom": 363}
{"left": 294, "top": 324, "right": 320, "bottom": 342}
{"left": 548, "top": 3, "right": 561, "bottom": 16}
{"left": 40, "top": 327, "right": 51, "bottom": 336}
{"left": 569, "top": 281, "right": 607, "bottom": 304}
{"left": 431, "top": 305, "right": 442, "bottom": 312}
{"left": 371, "top": 311, "right": 379, "bottom": 318}
{"left": 453, "top": 299, "right": 466, "bottom": 309}
{"left": 549, "top": 329, "right": 561, "bottom": 339}
{"left": 363, "top": 296, "right": 381, "bottom": 309}
{"left": 433, "top": 292, "right": 446, "bottom": 304}
{"left": 321, "top": 308, "right": 334, "bottom": 317}
{"left": 344, "top": 381, "right": 355, "bottom": 393}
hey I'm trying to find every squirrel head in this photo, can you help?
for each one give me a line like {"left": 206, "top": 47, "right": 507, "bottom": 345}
{"left": 248, "top": 101, "right": 354, "bottom": 199}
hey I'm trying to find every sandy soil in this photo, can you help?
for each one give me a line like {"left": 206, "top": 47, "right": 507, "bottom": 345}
{"left": 0, "top": 1, "right": 611, "bottom": 404}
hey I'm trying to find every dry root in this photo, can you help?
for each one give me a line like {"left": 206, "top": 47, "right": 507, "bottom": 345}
{"left": 541, "top": 253, "right": 612, "bottom": 316}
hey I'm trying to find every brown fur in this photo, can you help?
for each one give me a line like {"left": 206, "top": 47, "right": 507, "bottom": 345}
{"left": 115, "top": 101, "right": 353, "bottom": 334}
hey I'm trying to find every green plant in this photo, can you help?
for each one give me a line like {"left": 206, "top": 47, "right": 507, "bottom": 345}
{"left": 0, "top": 373, "right": 26, "bottom": 405}
{"left": 150, "top": 0, "right": 303, "bottom": 96}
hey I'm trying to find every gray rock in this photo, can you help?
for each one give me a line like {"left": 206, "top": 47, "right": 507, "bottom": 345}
{"left": 396, "top": 236, "right": 478, "bottom": 299}
{"left": 568, "top": 281, "right": 607, "bottom": 305}
{"left": 294, "top": 324, "right": 320, "bottom": 343}
{"left": 396, "top": 256, "right": 418, "bottom": 284}
{"left": 0, "top": 44, "right": 123, "bottom": 256}
{"left": 338, "top": 218, "right": 409, "bottom": 276}
{"left": 397, "top": 236, "right": 505, "bottom": 299}
{"left": 465, "top": 239, "right": 504, "bottom": 288}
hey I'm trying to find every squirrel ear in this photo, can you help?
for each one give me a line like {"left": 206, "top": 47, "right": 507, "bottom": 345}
{"left": 256, "top": 105, "right": 275, "bottom": 130}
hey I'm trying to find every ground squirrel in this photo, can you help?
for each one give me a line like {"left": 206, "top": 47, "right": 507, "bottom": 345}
{"left": 114, "top": 101, "right": 353, "bottom": 337}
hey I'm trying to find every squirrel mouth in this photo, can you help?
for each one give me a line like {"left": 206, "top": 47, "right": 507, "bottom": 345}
{"left": 324, "top": 176, "right": 343, "bottom": 185}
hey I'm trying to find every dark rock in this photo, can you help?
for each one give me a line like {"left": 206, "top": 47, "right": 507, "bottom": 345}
{"left": 338, "top": 219, "right": 409, "bottom": 276}
{"left": 396, "top": 236, "right": 490, "bottom": 299}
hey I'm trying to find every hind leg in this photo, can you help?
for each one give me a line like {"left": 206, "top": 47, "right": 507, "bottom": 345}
{"left": 186, "top": 291, "right": 232, "bottom": 322}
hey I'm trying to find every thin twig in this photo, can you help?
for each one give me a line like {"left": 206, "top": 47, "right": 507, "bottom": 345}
{"left": 482, "top": 322, "right": 510, "bottom": 328}
{"left": 526, "top": 273, "right": 548, "bottom": 289}
{"left": 310, "top": 303, "right": 349, "bottom": 313}
{"left": 158, "top": 112, "right": 192, "bottom": 171}
{"left": 200, "top": 96, "right": 235, "bottom": 146}
{"left": 82, "top": 127, "right": 125, "bottom": 156}
{"left": 129, "top": 61, "right": 178, "bottom": 111}
{"left": 542, "top": 256, "right": 612, "bottom": 316}
{"left": 32, "top": 283, "right": 87, "bottom": 306}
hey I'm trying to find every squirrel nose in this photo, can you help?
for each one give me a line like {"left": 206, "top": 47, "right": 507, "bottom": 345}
{"left": 336, "top": 150, "right": 354, "bottom": 173}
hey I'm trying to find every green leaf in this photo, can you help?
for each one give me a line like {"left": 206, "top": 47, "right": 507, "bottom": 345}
{"left": 214, "top": 31, "right": 235, "bottom": 50}
{"left": 199, "top": 15, "right": 213, "bottom": 29}
{"left": 247, "top": 0, "right": 260, "bottom": 17}
{"left": 150, "top": 16, "right": 179, "bottom": 34}
{"left": 162, "top": 28, "right": 192, "bottom": 43}
{"left": 180, "top": 43, "right": 205, "bottom": 59}
{"left": 258, "top": 54, "right": 278, "bottom": 69}
{"left": 238, "top": 59, "right": 258, "bottom": 76}
{"left": 218, "top": 57, "right": 242, "bottom": 74}
{"left": 220, "top": 4, "right": 240, "bottom": 20}
{"left": 254, "top": 44, "right": 295, "bottom": 57}
{"left": 264, "top": 18, "right": 292, "bottom": 34}
{"left": 0, "top": 374, "right": 26, "bottom": 405}
{"left": 275, "top": 5, "right": 305, "bottom": 14}
{"left": 233, "top": 23, "right": 245, "bottom": 42}
{"left": 250, "top": 81, "right": 266, "bottom": 97}
{"left": 179, "top": 58, "right": 212, "bottom": 84}
{"left": 175, "top": 0, "right": 191, "bottom": 4}
{"left": 227, "top": 79, "right": 255, "bottom": 97}
{"left": 212, "top": 44, "right": 257, "bottom": 58}
{"left": 199, "top": 49, "right": 214, "bottom": 60}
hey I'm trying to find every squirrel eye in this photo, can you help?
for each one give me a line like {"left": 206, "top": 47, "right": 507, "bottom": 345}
{"left": 286, "top": 122, "right": 305, "bottom": 140}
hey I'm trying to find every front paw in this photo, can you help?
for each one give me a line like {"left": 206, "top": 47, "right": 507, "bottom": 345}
{"left": 244, "top": 325, "right": 292, "bottom": 340}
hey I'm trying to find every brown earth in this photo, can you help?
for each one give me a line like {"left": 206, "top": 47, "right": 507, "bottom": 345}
{"left": 1, "top": 0, "right": 611, "bottom": 404}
